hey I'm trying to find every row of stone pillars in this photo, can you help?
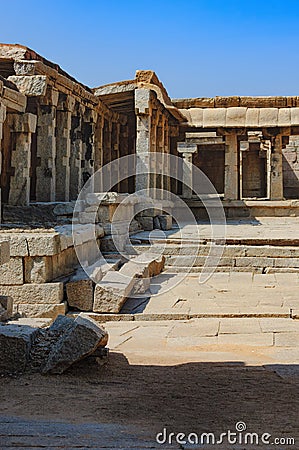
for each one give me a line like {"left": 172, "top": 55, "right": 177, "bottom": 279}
{"left": 1, "top": 89, "right": 127, "bottom": 207}
{"left": 177, "top": 132, "right": 284, "bottom": 200}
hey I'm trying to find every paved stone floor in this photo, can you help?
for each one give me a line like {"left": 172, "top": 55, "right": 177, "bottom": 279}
{"left": 1, "top": 260, "right": 299, "bottom": 448}
{"left": 122, "top": 272, "right": 299, "bottom": 319}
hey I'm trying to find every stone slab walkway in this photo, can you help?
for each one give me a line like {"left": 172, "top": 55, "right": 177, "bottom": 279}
{"left": 120, "top": 272, "right": 299, "bottom": 319}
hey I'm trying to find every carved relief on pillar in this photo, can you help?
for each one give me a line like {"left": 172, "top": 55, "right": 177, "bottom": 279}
{"left": 82, "top": 108, "right": 97, "bottom": 186}
{"left": 134, "top": 88, "right": 152, "bottom": 192}
{"left": 70, "top": 102, "right": 85, "bottom": 200}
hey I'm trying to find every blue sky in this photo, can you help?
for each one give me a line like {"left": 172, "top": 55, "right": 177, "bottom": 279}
{"left": 0, "top": 0, "right": 298, "bottom": 98}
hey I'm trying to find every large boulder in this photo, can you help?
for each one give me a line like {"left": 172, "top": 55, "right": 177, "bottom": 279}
{"left": 42, "top": 314, "right": 108, "bottom": 374}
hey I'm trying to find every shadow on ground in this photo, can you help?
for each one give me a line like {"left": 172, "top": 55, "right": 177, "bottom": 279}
{"left": 0, "top": 352, "right": 298, "bottom": 448}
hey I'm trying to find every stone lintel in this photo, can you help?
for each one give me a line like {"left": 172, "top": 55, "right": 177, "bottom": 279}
{"left": 8, "top": 75, "right": 47, "bottom": 97}
{"left": 2, "top": 85, "right": 26, "bottom": 112}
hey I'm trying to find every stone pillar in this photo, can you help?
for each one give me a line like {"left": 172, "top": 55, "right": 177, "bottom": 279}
{"left": 82, "top": 108, "right": 97, "bottom": 187}
{"left": 7, "top": 113, "right": 37, "bottom": 206}
{"left": 56, "top": 94, "right": 75, "bottom": 201}
{"left": 177, "top": 142, "right": 197, "bottom": 198}
{"left": 36, "top": 88, "right": 58, "bottom": 202}
{"left": 70, "top": 104, "right": 84, "bottom": 201}
{"left": 119, "top": 121, "right": 129, "bottom": 193}
{"left": 224, "top": 133, "right": 239, "bottom": 200}
{"left": 94, "top": 114, "right": 104, "bottom": 192}
{"left": 135, "top": 88, "right": 152, "bottom": 192}
{"left": 0, "top": 102, "right": 6, "bottom": 222}
{"left": 162, "top": 116, "right": 171, "bottom": 194}
{"left": 269, "top": 135, "right": 284, "bottom": 200}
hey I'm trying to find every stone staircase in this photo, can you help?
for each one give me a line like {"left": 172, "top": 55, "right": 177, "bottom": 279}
{"left": 121, "top": 235, "right": 299, "bottom": 274}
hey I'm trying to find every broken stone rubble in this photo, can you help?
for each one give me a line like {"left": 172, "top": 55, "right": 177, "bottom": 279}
{"left": 0, "top": 314, "right": 108, "bottom": 375}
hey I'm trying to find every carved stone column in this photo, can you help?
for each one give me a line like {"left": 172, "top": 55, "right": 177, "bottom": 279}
{"left": 70, "top": 103, "right": 84, "bottom": 201}
{"left": 224, "top": 133, "right": 239, "bottom": 200}
{"left": 269, "top": 135, "right": 284, "bottom": 200}
{"left": 0, "top": 102, "right": 6, "bottom": 221}
{"left": 177, "top": 142, "right": 197, "bottom": 198}
{"left": 36, "top": 87, "right": 58, "bottom": 202}
{"left": 56, "top": 94, "right": 75, "bottom": 201}
{"left": 7, "top": 113, "right": 37, "bottom": 206}
{"left": 135, "top": 88, "right": 152, "bottom": 193}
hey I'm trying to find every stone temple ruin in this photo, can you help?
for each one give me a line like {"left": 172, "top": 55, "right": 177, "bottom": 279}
{"left": 0, "top": 43, "right": 298, "bottom": 336}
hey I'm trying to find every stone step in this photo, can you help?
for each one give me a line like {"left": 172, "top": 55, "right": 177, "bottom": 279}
{"left": 165, "top": 265, "right": 299, "bottom": 273}
{"left": 127, "top": 244, "right": 299, "bottom": 258}
{"left": 67, "top": 309, "right": 293, "bottom": 322}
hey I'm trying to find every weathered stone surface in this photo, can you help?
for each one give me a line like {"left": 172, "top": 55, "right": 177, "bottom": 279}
{"left": 66, "top": 278, "right": 94, "bottom": 311}
{"left": 7, "top": 75, "right": 47, "bottom": 96}
{"left": 14, "top": 302, "right": 66, "bottom": 319}
{"left": 26, "top": 233, "right": 61, "bottom": 256}
{"left": 0, "top": 324, "right": 39, "bottom": 373}
{"left": 24, "top": 256, "right": 53, "bottom": 283}
{"left": 0, "top": 240, "right": 10, "bottom": 265}
{"left": 0, "top": 257, "right": 23, "bottom": 285}
{"left": 42, "top": 314, "right": 108, "bottom": 374}
{"left": 0, "top": 282, "right": 64, "bottom": 305}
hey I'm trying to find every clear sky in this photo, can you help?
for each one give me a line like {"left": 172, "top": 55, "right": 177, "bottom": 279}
{"left": 0, "top": 0, "right": 298, "bottom": 98}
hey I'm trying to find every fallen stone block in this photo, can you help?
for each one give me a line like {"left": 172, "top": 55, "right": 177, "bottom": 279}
{"left": 14, "top": 302, "right": 66, "bottom": 319}
{"left": 0, "top": 282, "right": 64, "bottom": 305}
{"left": 120, "top": 259, "right": 150, "bottom": 294}
{"left": 66, "top": 278, "right": 94, "bottom": 311}
{"left": 93, "top": 271, "right": 136, "bottom": 313}
{"left": 0, "top": 324, "right": 39, "bottom": 373}
{"left": 42, "top": 313, "right": 108, "bottom": 374}
{"left": 132, "top": 253, "right": 165, "bottom": 277}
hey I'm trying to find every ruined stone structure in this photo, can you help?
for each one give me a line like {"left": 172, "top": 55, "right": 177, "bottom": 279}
{"left": 0, "top": 44, "right": 298, "bottom": 321}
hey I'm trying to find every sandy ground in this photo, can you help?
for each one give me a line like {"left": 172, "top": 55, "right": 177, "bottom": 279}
{"left": 1, "top": 342, "right": 298, "bottom": 449}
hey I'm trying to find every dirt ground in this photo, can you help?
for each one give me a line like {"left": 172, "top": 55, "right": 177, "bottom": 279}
{"left": 0, "top": 348, "right": 298, "bottom": 449}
